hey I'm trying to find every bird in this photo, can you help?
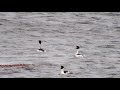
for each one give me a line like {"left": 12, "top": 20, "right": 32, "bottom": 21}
{"left": 75, "top": 46, "right": 84, "bottom": 57}
{"left": 37, "top": 40, "right": 45, "bottom": 52}
{"left": 39, "top": 40, "right": 42, "bottom": 45}
{"left": 61, "top": 66, "right": 70, "bottom": 75}
{"left": 37, "top": 48, "right": 45, "bottom": 52}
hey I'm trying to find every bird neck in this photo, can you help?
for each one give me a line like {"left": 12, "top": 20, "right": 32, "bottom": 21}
{"left": 61, "top": 69, "right": 64, "bottom": 74}
{"left": 39, "top": 46, "right": 41, "bottom": 49}
{"left": 76, "top": 49, "right": 80, "bottom": 54}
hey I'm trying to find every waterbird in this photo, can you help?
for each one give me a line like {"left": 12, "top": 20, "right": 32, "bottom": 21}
{"left": 37, "top": 40, "right": 45, "bottom": 52}
{"left": 39, "top": 40, "right": 42, "bottom": 45}
{"left": 37, "top": 48, "right": 45, "bottom": 52}
{"left": 61, "top": 66, "right": 70, "bottom": 75}
{"left": 75, "top": 46, "right": 84, "bottom": 57}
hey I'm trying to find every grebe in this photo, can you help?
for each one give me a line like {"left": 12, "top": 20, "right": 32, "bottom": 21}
{"left": 39, "top": 40, "right": 42, "bottom": 45}
{"left": 37, "top": 48, "right": 45, "bottom": 52}
{"left": 61, "top": 66, "right": 70, "bottom": 75}
{"left": 75, "top": 46, "right": 83, "bottom": 57}
{"left": 37, "top": 40, "right": 45, "bottom": 52}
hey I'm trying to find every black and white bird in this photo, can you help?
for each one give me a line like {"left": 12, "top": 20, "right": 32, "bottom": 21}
{"left": 75, "top": 46, "right": 84, "bottom": 57}
{"left": 37, "top": 40, "right": 45, "bottom": 52}
{"left": 61, "top": 66, "right": 70, "bottom": 75}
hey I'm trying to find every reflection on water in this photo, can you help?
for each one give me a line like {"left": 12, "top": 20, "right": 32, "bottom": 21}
{"left": 0, "top": 12, "right": 120, "bottom": 78}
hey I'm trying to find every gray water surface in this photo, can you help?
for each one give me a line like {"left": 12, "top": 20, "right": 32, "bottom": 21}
{"left": 0, "top": 12, "right": 120, "bottom": 78}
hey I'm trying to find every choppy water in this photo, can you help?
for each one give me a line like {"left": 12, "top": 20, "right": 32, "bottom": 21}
{"left": 0, "top": 12, "right": 120, "bottom": 78}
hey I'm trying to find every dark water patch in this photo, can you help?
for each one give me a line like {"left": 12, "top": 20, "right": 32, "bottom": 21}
{"left": 12, "top": 51, "right": 24, "bottom": 55}
{"left": 100, "top": 34, "right": 115, "bottom": 39}
{"left": 117, "top": 60, "right": 120, "bottom": 62}
{"left": 63, "top": 24, "right": 74, "bottom": 28}
{"left": 55, "top": 48, "right": 65, "bottom": 51}
{"left": 0, "top": 19, "right": 16, "bottom": 25}
{"left": 45, "top": 24, "right": 52, "bottom": 27}
{"left": 22, "top": 66, "right": 36, "bottom": 71}
{"left": 81, "top": 60, "right": 95, "bottom": 63}
{"left": 0, "top": 18, "right": 11, "bottom": 22}
{"left": 1, "top": 40, "right": 10, "bottom": 44}
{"left": 116, "top": 30, "right": 120, "bottom": 32}
{"left": 0, "top": 23, "right": 3, "bottom": 25}
{"left": 76, "top": 21, "right": 94, "bottom": 24}
{"left": 117, "top": 51, "right": 120, "bottom": 54}
{"left": 26, "top": 28, "right": 40, "bottom": 32}
{"left": 51, "top": 29, "right": 62, "bottom": 33}
{"left": 69, "top": 31, "right": 79, "bottom": 34}
{"left": 1, "top": 30, "right": 15, "bottom": 34}
{"left": 12, "top": 70, "right": 20, "bottom": 73}
{"left": 56, "top": 30, "right": 66, "bottom": 34}
{"left": 46, "top": 18, "right": 58, "bottom": 22}
{"left": 53, "top": 54, "right": 64, "bottom": 57}
{"left": 88, "top": 27, "right": 106, "bottom": 34}
{"left": 0, "top": 71, "right": 12, "bottom": 75}
{"left": 102, "top": 55, "right": 107, "bottom": 57}
{"left": 0, "top": 69, "right": 19, "bottom": 75}
{"left": 1, "top": 45, "right": 7, "bottom": 48}
{"left": 108, "top": 50, "right": 120, "bottom": 54}
{"left": 107, "top": 73, "right": 117, "bottom": 77}
{"left": 72, "top": 12, "right": 84, "bottom": 16}
{"left": 114, "top": 26, "right": 120, "bottom": 29}
{"left": 104, "top": 12, "right": 120, "bottom": 16}
{"left": 44, "top": 15, "right": 55, "bottom": 18}
{"left": 63, "top": 44, "right": 73, "bottom": 48}
{"left": 36, "top": 62, "right": 58, "bottom": 67}
{"left": 80, "top": 67, "right": 84, "bottom": 69}
{"left": 29, "top": 34, "right": 40, "bottom": 37}
{"left": 104, "top": 66, "right": 116, "bottom": 69}
{"left": 115, "top": 62, "right": 120, "bottom": 64}
{"left": 27, "top": 39, "right": 33, "bottom": 42}
{"left": 93, "top": 52, "right": 102, "bottom": 56}
{"left": 110, "top": 40, "right": 120, "bottom": 44}
{"left": 91, "top": 17, "right": 101, "bottom": 20}
{"left": 13, "top": 27, "right": 25, "bottom": 32}
{"left": 97, "top": 45, "right": 115, "bottom": 49}
{"left": 84, "top": 41, "right": 93, "bottom": 44}
{"left": 38, "top": 29, "right": 52, "bottom": 34}
{"left": 37, "top": 56, "right": 48, "bottom": 59}
{"left": 18, "top": 22, "right": 34, "bottom": 27}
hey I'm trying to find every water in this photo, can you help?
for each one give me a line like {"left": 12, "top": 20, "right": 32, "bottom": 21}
{"left": 0, "top": 12, "right": 120, "bottom": 78}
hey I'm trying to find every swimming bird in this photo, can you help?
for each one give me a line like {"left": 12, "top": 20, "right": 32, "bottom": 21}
{"left": 39, "top": 40, "right": 42, "bottom": 45}
{"left": 37, "top": 40, "right": 45, "bottom": 52}
{"left": 75, "top": 46, "right": 84, "bottom": 57}
{"left": 37, "top": 48, "right": 45, "bottom": 52}
{"left": 61, "top": 66, "right": 70, "bottom": 75}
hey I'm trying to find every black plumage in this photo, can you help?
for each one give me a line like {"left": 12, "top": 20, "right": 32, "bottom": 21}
{"left": 76, "top": 46, "right": 80, "bottom": 49}
{"left": 38, "top": 48, "right": 45, "bottom": 52}
{"left": 39, "top": 40, "right": 42, "bottom": 44}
